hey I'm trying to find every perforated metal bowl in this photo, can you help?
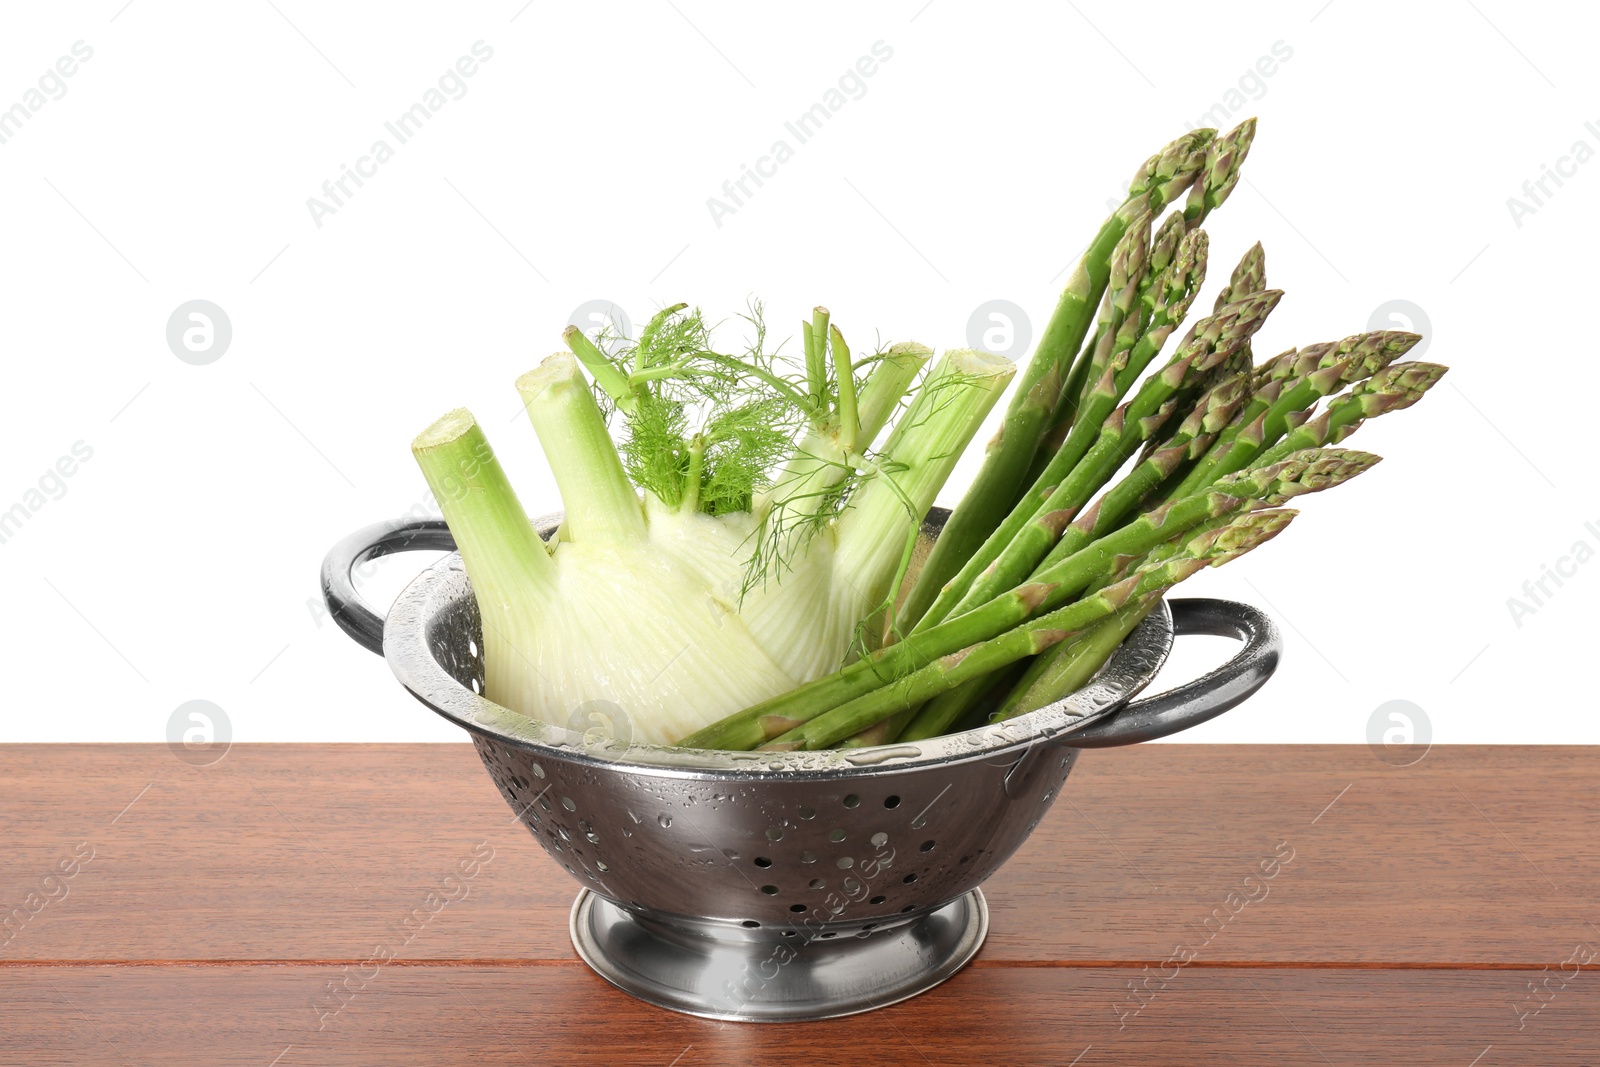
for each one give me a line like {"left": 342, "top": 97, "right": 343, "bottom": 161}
{"left": 323, "top": 509, "right": 1278, "bottom": 1021}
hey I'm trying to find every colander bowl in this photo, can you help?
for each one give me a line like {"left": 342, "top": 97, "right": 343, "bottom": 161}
{"left": 322, "top": 509, "right": 1279, "bottom": 1021}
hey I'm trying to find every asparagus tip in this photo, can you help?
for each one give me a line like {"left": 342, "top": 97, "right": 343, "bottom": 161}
{"left": 1213, "top": 507, "right": 1297, "bottom": 561}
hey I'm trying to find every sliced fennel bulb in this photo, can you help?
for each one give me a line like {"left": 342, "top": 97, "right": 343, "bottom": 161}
{"left": 413, "top": 306, "right": 1014, "bottom": 746}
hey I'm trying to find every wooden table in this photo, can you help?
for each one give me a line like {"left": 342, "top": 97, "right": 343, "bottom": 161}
{"left": 3, "top": 744, "right": 1596, "bottom": 1065}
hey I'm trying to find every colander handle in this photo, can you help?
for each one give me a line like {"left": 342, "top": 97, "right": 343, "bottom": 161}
{"left": 321, "top": 518, "right": 457, "bottom": 656}
{"left": 1062, "top": 598, "right": 1280, "bottom": 748}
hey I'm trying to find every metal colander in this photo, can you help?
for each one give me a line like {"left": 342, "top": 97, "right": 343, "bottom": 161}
{"left": 323, "top": 510, "right": 1278, "bottom": 1021}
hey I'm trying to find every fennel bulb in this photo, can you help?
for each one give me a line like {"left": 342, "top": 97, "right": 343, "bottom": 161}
{"left": 413, "top": 305, "right": 1013, "bottom": 746}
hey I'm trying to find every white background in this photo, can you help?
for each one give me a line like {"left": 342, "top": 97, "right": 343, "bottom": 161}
{"left": 0, "top": 1, "right": 1593, "bottom": 745}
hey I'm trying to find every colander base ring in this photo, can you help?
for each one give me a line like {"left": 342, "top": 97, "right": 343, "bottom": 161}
{"left": 569, "top": 887, "right": 988, "bottom": 1022}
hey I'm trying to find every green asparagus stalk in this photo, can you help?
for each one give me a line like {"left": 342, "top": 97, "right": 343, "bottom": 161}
{"left": 904, "top": 483, "right": 1309, "bottom": 742}
{"left": 989, "top": 506, "right": 1292, "bottom": 722}
{"left": 1253, "top": 363, "right": 1447, "bottom": 466}
{"left": 1053, "top": 119, "right": 1256, "bottom": 443}
{"left": 773, "top": 585, "right": 1165, "bottom": 751}
{"left": 1177, "top": 242, "right": 1268, "bottom": 423}
{"left": 898, "top": 128, "right": 1222, "bottom": 633}
{"left": 859, "top": 393, "right": 1239, "bottom": 749}
{"left": 927, "top": 288, "right": 1282, "bottom": 626}
{"left": 990, "top": 604, "right": 1154, "bottom": 723}
{"left": 933, "top": 437, "right": 1303, "bottom": 740}
{"left": 1066, "top": 215, "right": 1153, "bottom": 415}
{"left": 1181, "top": 117, "right": 1256, "bottom": 228}
{"left": 1083, "top": 370, "right": 1253, "bottom": 541}
{"left": 1143, "top": 240, "right": 1266, "bottom": 468}
{"left": 1211, "top": 242, "right": 1266, "bottom": 314}
{"left": 1129, "top": 242, "right": 1265, "bottom": 476}
{"left": 679, "top": 449, "right": 1373, "bottom": 751}
{"left": 907, "top": 231, "right": 1212, "bottom": 635}
{"left": 781, "top": 508, "right": 1293, "bottom": 750}
{"left": 1056, "top": 213, "right": 1184, "bottom": 434}
{"left": 1170, "top": 330, "right": 1421, "bottom": 495}
{"left": 1043, "top": 231, "right": 1211, "bottom": 495}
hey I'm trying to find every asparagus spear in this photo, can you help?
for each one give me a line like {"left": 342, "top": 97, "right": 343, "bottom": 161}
{"left": 988, "top": 604, "right": 1153, "bottom": 723}
{"left": 1057, "top": 229, "right": 1211, "bottom": 474}
{"left": 928, "top": 288, "right": 1282, "bottom": 626}
{"left": 1055, "top": 213, "right": 1185, "bottom": 434}
{"left": 1181, "top": 117, "right": 1256, "bottom": 228}
{"left": 1253, "top": 363, "right": 1447, "bottom": 466}
{"left": 1210, "top": 242, "right": 1266, "bottom": 314}
{"left": 906, "top": 449, "right": 1337, "bottom": 742}
{"left": 1052, "top": 119, "right": 1256, "bottom": 442}
{"left": 904, "top": 537, "right": 1151, "bottom": 743}
{"left": 1170, "top": 330, "right": 1421, "bottom": 495}
{"left": 908, "top": 231, "right": 1212, "bottom": 634}
{"left": 775, "top": 508, "right": 1294, "bottom": 750}
{"left": 1129, "top": 242, "right": 1267, "bottom": 477}
{"left": 679, "top": 449, "right": 1373, "bottom": 751}
{"left": 1082, "top": 370, "right": 1253, "bottom": 541}
{"left": 989, "top": 502, "right": 1290, "bottom": 723}
{"left": 1059, "top": 216, "right": 1154, "bottom": 431}
{"left": 899, "top": 128, "right": 1223, "bottom": 633}
{"left": 860, "top": 375, "right": 1238, "bottom": 750}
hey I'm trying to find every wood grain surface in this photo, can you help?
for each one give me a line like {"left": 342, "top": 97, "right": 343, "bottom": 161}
{"left": 3, "top": 744, "right": 1597, "bottom": 1064}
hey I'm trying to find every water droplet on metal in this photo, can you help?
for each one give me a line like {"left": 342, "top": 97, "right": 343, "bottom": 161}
{"left": 841, "top": 744, "right": 923, "bottom": 766}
